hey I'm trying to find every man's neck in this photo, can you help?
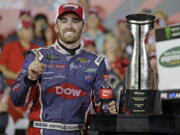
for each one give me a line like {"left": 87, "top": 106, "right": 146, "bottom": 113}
{"left": 58, "top": 38, "right": 81, "bottom": 49}
{"left": 35, "top": 29, "right": 43, "bottom": 38}
{"left": 57, "top": 40, "right": 81, "bottom": 56}
{"left": 19, "top": 39, "right": 30, "bottom": 50}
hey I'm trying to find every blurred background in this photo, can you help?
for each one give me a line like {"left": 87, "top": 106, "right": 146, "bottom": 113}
{"left": 0, "top": 0, "right": 180, "bottom": 135}
{"left": 0, "top": 0, "right": 180, "bottom": 36}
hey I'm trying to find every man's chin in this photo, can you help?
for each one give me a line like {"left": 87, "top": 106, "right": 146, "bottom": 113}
{"left": 64, "top": 40, "right": 76, "bottom": 44}
{"left": 63, "top": 37, "right": 78, "bottom": 44}
{"left": 61, "top": 38, "right": 76, "bottom": 44}
{"left": 60, "top": 35, "right": 80, "bottom": 44}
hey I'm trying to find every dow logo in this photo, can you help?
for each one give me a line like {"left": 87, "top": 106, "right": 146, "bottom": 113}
{"left": 159, "top": 46, "right": 180, "bottom": 67}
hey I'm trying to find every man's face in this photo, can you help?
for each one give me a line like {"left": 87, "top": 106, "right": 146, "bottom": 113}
{"left": 56, "top": 13, "right": 85, "bottom": 44}
{"left": 20, "top": 14, "right": 32, "bottom": 22}
{"left": 87, "top": 13, "right": 99, "bottom": 28}
{"left": 35, "top": 19, "right": 48, "bottom": 32}
{"left": 18, "top": 27, "right": 34, "bottom": 42}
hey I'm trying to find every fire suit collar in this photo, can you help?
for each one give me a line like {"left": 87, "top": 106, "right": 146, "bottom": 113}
{"left": 53, "top": 40, "right": 83, "bottom": 56}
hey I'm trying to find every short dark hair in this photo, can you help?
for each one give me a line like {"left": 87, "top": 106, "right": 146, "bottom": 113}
{"left": 34, "top": 13, "right": 48, "bottom": 24}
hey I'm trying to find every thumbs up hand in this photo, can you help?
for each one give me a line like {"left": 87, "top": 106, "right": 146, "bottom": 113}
{"left": 27, "top": 50, "right": 44, "bottom": 80}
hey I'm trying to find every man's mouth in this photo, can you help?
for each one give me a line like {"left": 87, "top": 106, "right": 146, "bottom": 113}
{"left": 65, "top": 31, "right": 74, "bottom": 34}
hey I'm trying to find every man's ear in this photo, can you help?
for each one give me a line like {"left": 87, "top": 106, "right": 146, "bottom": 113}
{"left": 82, "top": 23, "right": 87, "bottom": 33}
{"left": 54, "top": 23, "right": 58, "bottom": 33}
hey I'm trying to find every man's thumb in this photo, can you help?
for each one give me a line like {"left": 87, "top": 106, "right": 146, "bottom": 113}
{"left": 35, "top": 50, "right": 41, "bottom": 62}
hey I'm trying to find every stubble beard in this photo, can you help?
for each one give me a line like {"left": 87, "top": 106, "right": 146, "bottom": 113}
{"left": 58, "top": 29, "right": 82, "bottom": 44}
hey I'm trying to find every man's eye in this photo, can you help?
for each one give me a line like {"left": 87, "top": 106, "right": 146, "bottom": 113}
{"left": 73, "top": 18, "right": 81, "bottom": 23}
{"left": 60, "top": 19, "right": 67, "bottom": 23}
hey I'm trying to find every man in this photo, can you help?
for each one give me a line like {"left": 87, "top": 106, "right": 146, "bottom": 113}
{"left": 0, "top": 20, "right": 38, "bottom": 86}
{"left": 82, "top": 7, "right": 105, "bottom": 54}
{"left": 33, "top": 13, "right": 54, "bottom": 47}
{"left": 4, "top": 9, "right": 33, "bottom": 44}
{"left": 83, "top": 38, "right": 97, "bottom": 53}
{"left": 10, "top": 3, "right": 116, "bottom": 135}
{"left": 0, "top": 20, "right": 38, "bottom": 125}
{"left": 0, "top": 74, "right": 9, "bottom": 135}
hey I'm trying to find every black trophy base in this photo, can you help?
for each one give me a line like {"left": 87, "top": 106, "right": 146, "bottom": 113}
{"left": 88, "top": 114, "right": 180, "bottom": 135}
{"left": 119, "top": 90, "right": 161, "bottom": 115}
{"left": 162, "top": 99, "right": 180, "bottom": 115}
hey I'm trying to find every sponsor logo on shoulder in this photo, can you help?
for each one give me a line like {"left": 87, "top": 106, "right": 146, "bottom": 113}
{"left": 95, "top": 55, "right": 104, "bottom": 66}
{"left": 47, "top": 83, "right": 88, "bottom": 99}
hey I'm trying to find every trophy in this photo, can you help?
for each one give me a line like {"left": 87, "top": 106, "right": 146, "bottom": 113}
{"left": 125, "top": 14, "right": 155, "bottom": 90}
{"left": 119, "top": 14, "right": 161, "bottom": 114}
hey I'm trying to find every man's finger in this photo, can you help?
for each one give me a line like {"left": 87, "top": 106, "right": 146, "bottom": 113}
{"left": 109, "top": 100, "right": 116, "bottom": 106}
{"left": 30, "top": 69, "right": 39, "bottom": 75}
{"left": 108, "top": 100, "right": 117, "bottom": 114}
{"left": 109, "top": 106, "right": 117, "bottom": 114}
{"left": 110, "top": 110, "right": 117, "bottom": 114}
{"left": 35, "top": 50, "right": 41, "bottom": 62}
{"left": 40, "top": 63, "right": 45, "bottom": 69}
{"left": 109, "top": 105, "right": 116, "bottom": 111}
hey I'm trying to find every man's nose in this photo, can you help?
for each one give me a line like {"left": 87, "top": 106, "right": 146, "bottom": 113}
{"left": 66, "top": 20, "right": 73, "bottom": 28}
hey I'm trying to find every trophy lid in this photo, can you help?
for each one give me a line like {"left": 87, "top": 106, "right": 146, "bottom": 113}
{"left": 126, "top": 14, "right": 155, "bottom": 24}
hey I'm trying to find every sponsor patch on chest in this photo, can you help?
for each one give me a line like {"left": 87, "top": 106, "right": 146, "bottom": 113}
{"left": 76, "top": 57, "right": 89, "bottom": 63}
{"left": 47, "top": 83, "right": 88, "bottom": 99}
{"left": 46, "top": 54, "right": 60, "bottom": 60}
